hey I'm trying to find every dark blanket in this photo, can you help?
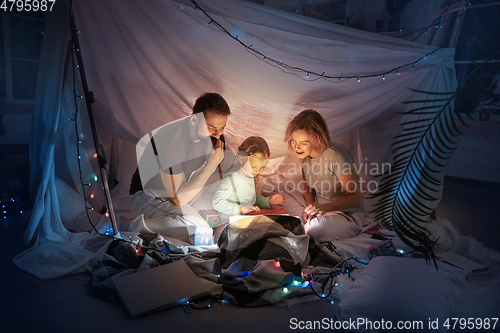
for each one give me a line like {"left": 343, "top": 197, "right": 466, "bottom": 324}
{"left": 89, "top": 215, "right": 341, "bottom": 307}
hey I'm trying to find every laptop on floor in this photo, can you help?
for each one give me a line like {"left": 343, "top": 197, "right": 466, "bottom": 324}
{"left": 113, "top": 259, "right": 209, "bottom": 318}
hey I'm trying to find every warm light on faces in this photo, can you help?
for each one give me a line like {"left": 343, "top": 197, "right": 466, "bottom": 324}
{"left": 192, "top": 111, "right": 228, "bottom": 141}
{"left": 290, "top": 129, "right": 316, "bottom": 159}
{"left": 241, "top": 154, "right": 269, "bottom": 178}
{"left": 204, "top": 111, "right": 227, "bottom": 139}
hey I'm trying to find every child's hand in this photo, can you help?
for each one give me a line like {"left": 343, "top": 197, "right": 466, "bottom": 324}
{"left": 269, "top": 194, "right": 284, "bottom": 206}
{"left": 241, "top": 205, "right": 260, "bottom": 214}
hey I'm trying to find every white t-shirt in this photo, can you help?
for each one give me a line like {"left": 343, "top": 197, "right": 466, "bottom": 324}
{"left": 301, "top": 141, "right": 364, "bottom": 213}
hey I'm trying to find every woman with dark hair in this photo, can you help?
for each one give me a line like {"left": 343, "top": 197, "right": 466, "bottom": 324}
{"left": 284, "top": 109, "right": 364, "bottom": 241}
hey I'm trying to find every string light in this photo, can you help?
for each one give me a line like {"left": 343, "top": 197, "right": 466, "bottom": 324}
{"left": 396, "top": 1, "right": 465, "bottom": 42}
{"left": 188, "top": 0, "right": 439, "bottom": 83}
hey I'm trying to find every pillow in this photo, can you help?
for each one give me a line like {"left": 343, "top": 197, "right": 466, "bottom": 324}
{"left": 336, "top": 256, "right": 467, "bottom": 333}
{"left": 129, "top": 207, "right": 210, "bottom": 243}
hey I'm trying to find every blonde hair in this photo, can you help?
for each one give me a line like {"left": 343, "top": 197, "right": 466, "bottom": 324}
{"left": 284, "top": 109, "right": 330, "bottom": 157}
{"left": 234, "top": 136, "right": 270, "bottom": 193}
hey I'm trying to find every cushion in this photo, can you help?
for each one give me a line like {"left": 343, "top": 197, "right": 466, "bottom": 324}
{"left": 336, "top": 256, "right": 467, "bottom": 333}
{"left": 129, "top": 206, "right": 210, "bottom": 243}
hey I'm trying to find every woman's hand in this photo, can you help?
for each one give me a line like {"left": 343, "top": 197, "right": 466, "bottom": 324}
{"left": 304, "top": 202, "right": 324, "bottom": 217}
{"left": 269, "top": 194, "right": 284, "bottom": 206}
{"left": 241, "top": 205, "right": 260, "bottom": 214}
{"left": 301, "top": 210, "right": 312, "bottom": 223}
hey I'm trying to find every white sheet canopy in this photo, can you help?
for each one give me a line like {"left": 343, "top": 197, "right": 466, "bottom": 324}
{"left": 14, "top": 0, "right": 456, "bottom": 279}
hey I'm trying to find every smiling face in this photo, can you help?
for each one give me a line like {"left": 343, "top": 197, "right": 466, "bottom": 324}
{"left": 193, "top": 111, "right": 228, "bottom": 141}
{"left": 241, "top": 154, "right": 268, "bottom": 178}
{"left": 204, "top": 111, "right": 227, "bottom": 139}
{"left": 290, "top": 129, "right": 317, "bottom": 159}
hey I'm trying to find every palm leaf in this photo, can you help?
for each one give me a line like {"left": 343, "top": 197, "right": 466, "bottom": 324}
{"left": 369, "top": 1, "right": 500, "bottom": 265}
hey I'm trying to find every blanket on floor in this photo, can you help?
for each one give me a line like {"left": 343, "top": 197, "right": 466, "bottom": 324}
{"left": 88, "top": 215, "right": 353, "bottom": 307}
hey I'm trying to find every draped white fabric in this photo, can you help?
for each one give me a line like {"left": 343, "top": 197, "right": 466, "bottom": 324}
{"left": 14, "top": 0, "right": 456, "bottom": 279}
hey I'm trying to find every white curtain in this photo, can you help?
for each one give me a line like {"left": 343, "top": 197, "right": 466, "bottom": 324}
{"left": 14, "top": 0, "right": 456, "bottom": 279}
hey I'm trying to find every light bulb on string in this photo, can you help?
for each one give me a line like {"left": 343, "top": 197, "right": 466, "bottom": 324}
{"left": 357, "top": 77, "right": 360, "bottom": 82}
{"left": 275, "top": 259, "right": 280, "bottom": 268}
{"left": 397, "top": 69, "right": 400, "bottom": 75}
{"left": 382, "top": 74, "right": 385, "bottom": 80}
{"left": 90, "top": 194, "right": 95, "bottom": 199}
{"left": 94, "top": 153, "right": 97, "bottom": 158}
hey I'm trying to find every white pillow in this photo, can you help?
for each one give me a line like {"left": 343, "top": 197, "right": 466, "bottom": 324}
{"left": 337, "top": 256, "right": 467, "bottom": 333}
